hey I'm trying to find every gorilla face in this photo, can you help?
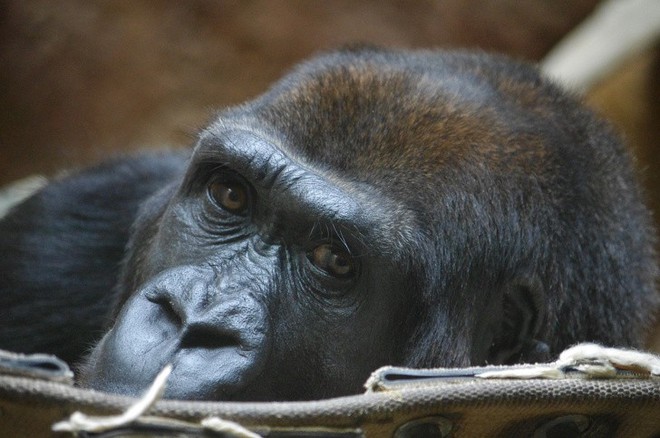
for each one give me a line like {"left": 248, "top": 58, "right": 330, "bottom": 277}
{"left": 81, "top": 127, "right": 416, "bottom": 400}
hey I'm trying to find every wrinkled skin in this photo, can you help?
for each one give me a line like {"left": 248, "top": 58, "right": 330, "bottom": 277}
{"left": 81, "top": 132, "right": 412, "bottom": 400}
{"left": 0, "top": 48, "right": 657, "bottom": 401}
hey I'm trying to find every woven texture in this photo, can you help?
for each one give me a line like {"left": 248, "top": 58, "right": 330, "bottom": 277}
{"left": 0, "top": 372, "right": 658, "bottom": 437}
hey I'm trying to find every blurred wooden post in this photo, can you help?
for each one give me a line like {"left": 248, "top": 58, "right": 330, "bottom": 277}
{"left": 541, "top": 0, "right": 660, "bottom": 92}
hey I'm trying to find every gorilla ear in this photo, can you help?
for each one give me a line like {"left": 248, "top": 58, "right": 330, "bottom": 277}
{"left": 487, "top": 281, "right": 550, "bottom": 365}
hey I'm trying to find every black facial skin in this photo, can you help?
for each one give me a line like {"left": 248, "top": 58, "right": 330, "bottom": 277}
{"left": 0, "top": 47, "right": 657, "bottom": 401}
{"left": 81, "top": 129, "right": 413, "bottom": 400}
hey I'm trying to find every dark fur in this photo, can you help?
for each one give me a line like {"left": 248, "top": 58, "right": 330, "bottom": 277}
{"left": 0, "top": 154, "right": 187, "bottom": 363}
{"left": 0, "top": 48, "right": 657, "bottom": 401}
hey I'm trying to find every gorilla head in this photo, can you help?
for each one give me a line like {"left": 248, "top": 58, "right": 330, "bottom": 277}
{"left": 1, "top": 48, "right": 656, "bottom": 401}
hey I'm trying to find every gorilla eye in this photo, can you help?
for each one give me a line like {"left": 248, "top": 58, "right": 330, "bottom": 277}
{"left": 208, "top": 179, "right": 249, "bottom": 214}
{"left": 309, "top": 243, "right": 355, "bottom": 278}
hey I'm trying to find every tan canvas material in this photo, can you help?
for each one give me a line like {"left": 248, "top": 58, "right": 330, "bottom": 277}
{"left": 0, "top": 347, "right": 658, "bottom": 437}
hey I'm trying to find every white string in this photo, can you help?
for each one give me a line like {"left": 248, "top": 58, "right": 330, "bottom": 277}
{"left": 557, "top": 343, "right": 660, "bottom": 377}
{"left": 201, "top": 417, "right": 262, "bottom": 438}
{"left": 52, "top": 365, "right": 172, "bottom": 433}
{"left": 52, "top": 365, "right": 262, "bottom": 437}
{"left": 478, "top": 343, "right": 660, "bottom": 380}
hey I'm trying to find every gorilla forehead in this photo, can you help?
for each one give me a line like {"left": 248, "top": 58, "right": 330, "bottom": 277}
{"left": 207, "top": 48, "right": 558, "bottom": 209}
{"left": 192, "top": 127, "right": 420, "bottom": 260}
{"left": 253, "top": 50, "right": 506, "bottom": 169}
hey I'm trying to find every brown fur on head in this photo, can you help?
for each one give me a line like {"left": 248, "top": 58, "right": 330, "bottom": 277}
{"left": 217, "top": 47, "right": 658, "bottom": 366}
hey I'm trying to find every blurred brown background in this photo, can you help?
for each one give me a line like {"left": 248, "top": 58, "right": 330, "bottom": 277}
{"left": 1, "top": 0, "right": 658, "bottom": 349}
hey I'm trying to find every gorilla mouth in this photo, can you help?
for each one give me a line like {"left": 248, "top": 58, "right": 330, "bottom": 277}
{"left": 165, "top": 323, "right": 269, "bottom": 400}
{"left": 82, "top": 326, "right": 268, "bottom": 401}
{"left": 165, "top": 342, "right": 265, "bottom": 400}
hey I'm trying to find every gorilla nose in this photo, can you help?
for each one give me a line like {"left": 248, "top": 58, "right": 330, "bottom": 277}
{"left": 179, "top": 322, "right": 241, "bottom": 351}
{"left": 146, "top": 283, "right": 241, "bottom": 351}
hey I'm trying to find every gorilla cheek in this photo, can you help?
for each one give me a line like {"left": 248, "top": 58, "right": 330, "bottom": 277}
{"left": 82, "top": 274, "right": 271, "bottom": 400}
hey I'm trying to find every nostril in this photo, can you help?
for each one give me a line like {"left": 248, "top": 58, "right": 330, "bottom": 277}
{"left": 180, "top": 325, "right": 241, "bottom": 350}
{"left": 144, "top": 288, "right": 240, "bottom": 350}
{"left": 146, "top": 292, "right": 183, "bottom": 328}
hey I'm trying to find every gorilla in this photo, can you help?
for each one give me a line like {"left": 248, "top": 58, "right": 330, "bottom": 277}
{"left": 0, "top": 48, "right": 657, "bottom": 401}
